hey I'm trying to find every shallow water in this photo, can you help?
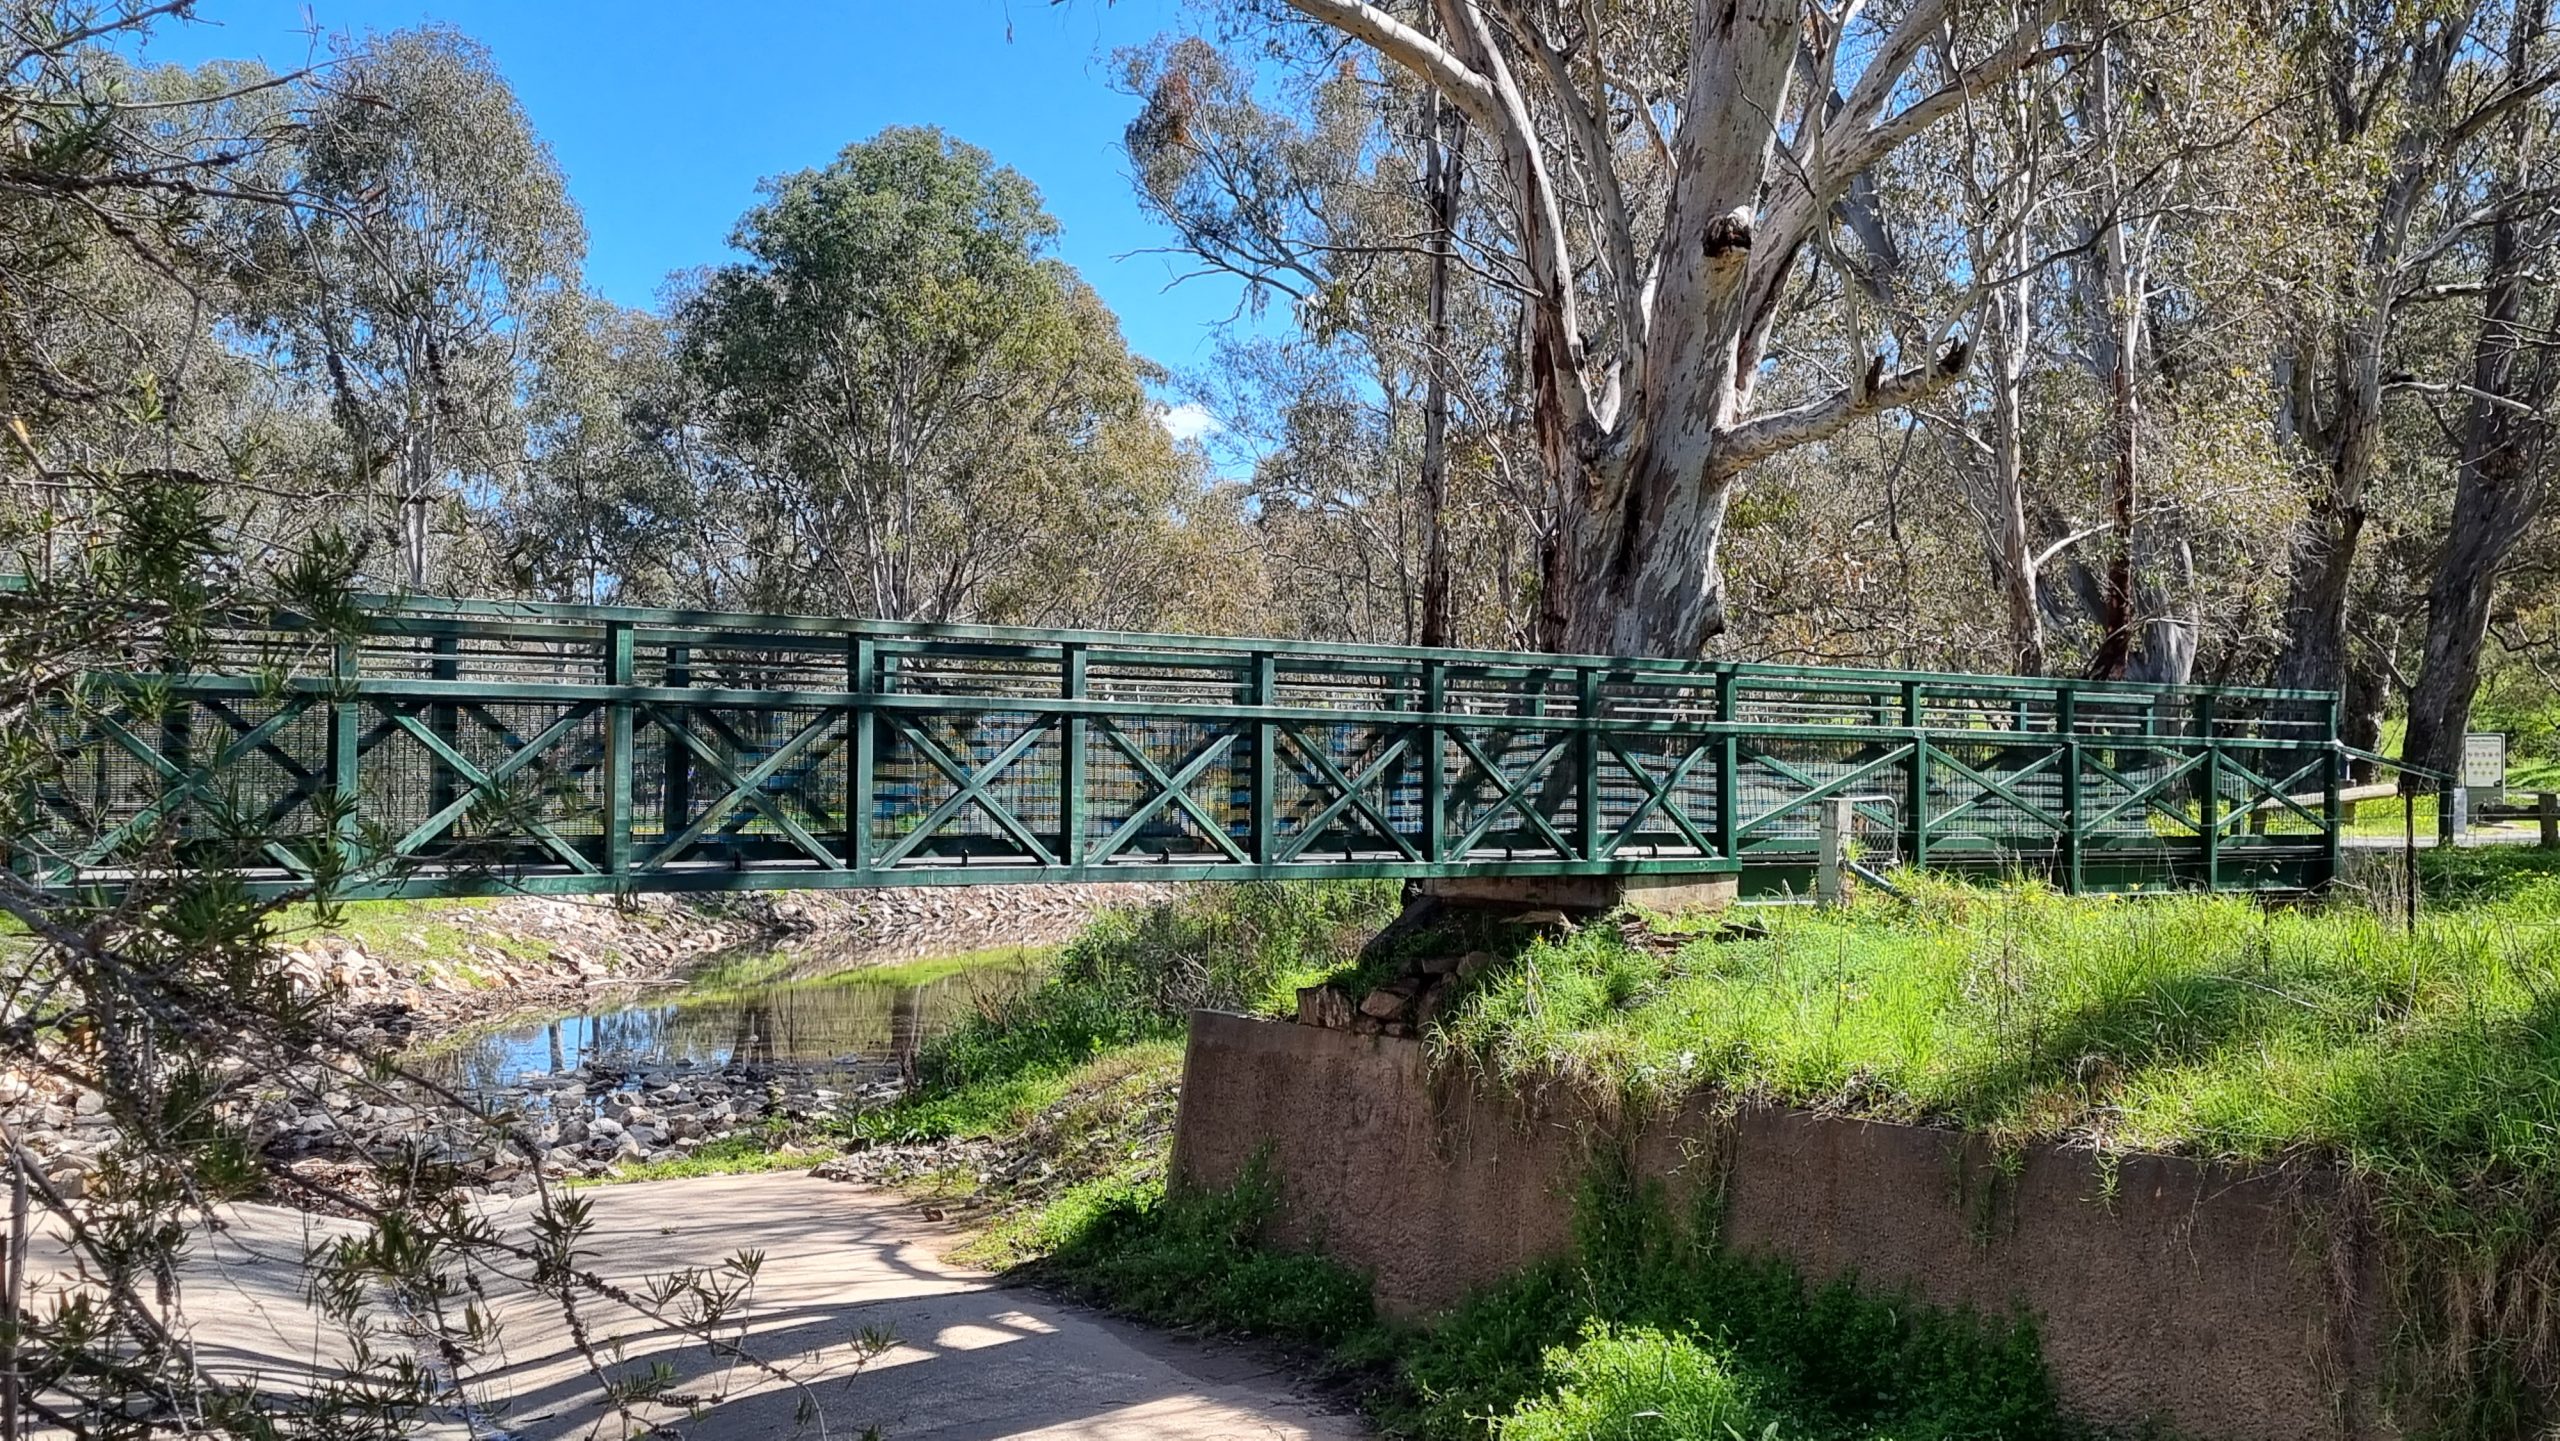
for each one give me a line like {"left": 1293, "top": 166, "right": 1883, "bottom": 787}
{"left": 428, "top": 953, "right": 1040, "bottom": 1094}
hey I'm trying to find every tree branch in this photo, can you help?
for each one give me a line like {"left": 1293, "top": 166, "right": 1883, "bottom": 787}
{"left": 1708, "top": 339, "right": 1972, "bottom": 480}
{"left": 1278, "top": 0, "right": 1502, "bottom": 129}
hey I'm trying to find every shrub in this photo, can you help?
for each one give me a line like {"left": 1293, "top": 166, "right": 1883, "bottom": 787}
{"left": 1499, "top": 1323, "right": 1775, "bottom": 1441}
{"left": 1039, "top": 1154, "right": 1379, "bottom": 1347}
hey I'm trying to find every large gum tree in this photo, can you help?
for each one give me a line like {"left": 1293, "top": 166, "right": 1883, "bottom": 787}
{"left": 1280, "top": 0, "right": 2066, "bottom": 656}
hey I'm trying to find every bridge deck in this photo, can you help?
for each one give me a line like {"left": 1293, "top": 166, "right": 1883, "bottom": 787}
{"left": 19, "top": 598, "right": 2346, "bottom": 900}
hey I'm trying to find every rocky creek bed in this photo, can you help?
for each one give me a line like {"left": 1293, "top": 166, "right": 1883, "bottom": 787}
{"left": 4, "top": 882, "right": 1165, "bottom": 1201}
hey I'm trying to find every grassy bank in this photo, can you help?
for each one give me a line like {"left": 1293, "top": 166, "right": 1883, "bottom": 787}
{"left": 847, "top": 879, "right": 2090, "bottom": 1437}
{"left": 1421, "top": 849, "right": 2560, "bottom": 1431}
{"left": 850, "top": 879, "right": 1399, "bottom": 1147}
{"left": 1438, "top": 853, "right": 2560, "bottom": 1168}
{"left": 856, "top": 856, "right": 2560, "bottom": 1434}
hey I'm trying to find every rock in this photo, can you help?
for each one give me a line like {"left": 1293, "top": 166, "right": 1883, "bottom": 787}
{"left": 588, "top": 1116, "right": 625, "bottom": 1141}
{"left": 1297, "top": 985, "right": 1355, "bottom": 1029}
{"left": 1359, "top": 983, "right": 1416, "bottom": 1021}
{"left": 72, "top": 1090, "right": 107, "bottom": 1117}
{"left": 668, "top": 1115, "right": 704, "bottom": 1140}
{"left": 1455, "top": 950, "right": 1497, "bottom": 983}
{"left": 1419, "top": 951, "right": 1462, "bottom": 975}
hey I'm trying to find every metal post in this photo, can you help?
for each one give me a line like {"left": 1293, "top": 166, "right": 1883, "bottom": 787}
{"left": 1423, "top": 659, "right": 1446, "bottom": 864}
{"left": 1250, "top": 653, "right": 1277, "bottom": 865}
{"left": 1715, "top": 670, "right": 1739, "bottom": 861}
{"left": 2059, "top": 688, "right": 2083, "bottom": 894}
{"left": 2403, "top": 782, "right": 2420, "bottom": 931}
{"left": 328, "top": 640, "right": 360, "bottom": 869}
{"left": 2198, "top": 694, "right": 2219, "bottom": 892}
{"left": 603, "top": 622, "right": 633, "bottom": 879}
{"left": 429, "top": 634, "right": 459, "bottom": 816}
{"left": 1060, "top": 641, "right": 1087, "bottom": 869}
{"left": 1817, "top": 795, "right": 1852, "bottom": 907}
{"left": 2322, "top": 697, "right": 2343, "bottom": 886}
{"left": 1576, "top": 668, "right": 1602, "bottom": 862}
{"left": 662, "top": 643, "right": 691, "bottom": 844}
{"left": 1902, "top": 680, "right": 1928, "bottom": 870}
{"left": 849, "top": 636, "right": 875, "bottom": 876}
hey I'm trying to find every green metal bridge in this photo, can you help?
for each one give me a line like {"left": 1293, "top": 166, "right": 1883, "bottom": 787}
{"left": 17, "top": 597, "right": 2349, "bottom": 901}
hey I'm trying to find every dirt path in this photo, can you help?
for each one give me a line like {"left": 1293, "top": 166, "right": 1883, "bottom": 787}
{"left": 170, "top": 1173, "right": 1366, "bottom": 1440}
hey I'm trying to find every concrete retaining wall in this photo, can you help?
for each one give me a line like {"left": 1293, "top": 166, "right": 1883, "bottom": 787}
{"left": 1170, "top": 1010, "right": 2388, "bottom": 1441}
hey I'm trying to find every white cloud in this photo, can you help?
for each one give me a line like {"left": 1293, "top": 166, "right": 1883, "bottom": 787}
{"left": 1159, "top": 401, "right": 1222, "bottom": 445}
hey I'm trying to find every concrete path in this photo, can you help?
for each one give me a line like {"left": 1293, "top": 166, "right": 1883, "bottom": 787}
{"left": 165, "top": 1173, "right": 1368, "bottom": 1440}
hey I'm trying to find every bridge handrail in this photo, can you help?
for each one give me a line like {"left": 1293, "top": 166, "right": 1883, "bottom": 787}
{"left": 230, "top": 593, "right": 2342, "bottom": 705}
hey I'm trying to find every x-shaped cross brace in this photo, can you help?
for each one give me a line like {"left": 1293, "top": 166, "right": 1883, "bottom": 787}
{"left": 1273, "top": 725, "right": 1418, "bottom": 862}
{"left": 1089, "top": 720, "right": 1247, "bottom": 865}
{"left": 392, "top": 706, "right": 602, "bottom": 874}
{"left": 871, "top": 716, "right": 1057, "bottom": 869}
{"left": 1599, "top": 736, "right": 1717, "bottom": 858}
{"left": 1447, "top": 728, "right": 1575, "bottom": 859}
{"left": 641, "top": 707, "right": 845, "bottom": 871}
{"left": 79, "top": 702, "right": 317, "bottom": 866}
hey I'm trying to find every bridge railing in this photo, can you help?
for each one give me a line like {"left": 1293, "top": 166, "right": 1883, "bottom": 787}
{"left": 15, "top": 597, "right": 2344, "bottom": 899}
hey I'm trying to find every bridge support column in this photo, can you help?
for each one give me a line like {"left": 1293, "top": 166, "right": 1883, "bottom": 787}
{"left": 1417, "top": 872, "right": 1737, "bottom": 914}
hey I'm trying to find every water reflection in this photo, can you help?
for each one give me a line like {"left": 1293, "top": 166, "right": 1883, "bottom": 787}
{"left": 429, "top": 956, "right": 1037, "bottom": 1094}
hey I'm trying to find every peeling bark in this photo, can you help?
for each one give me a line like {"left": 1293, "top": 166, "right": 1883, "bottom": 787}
{"left": 1288, "top": 0, "right": 2058, "bottom": 657}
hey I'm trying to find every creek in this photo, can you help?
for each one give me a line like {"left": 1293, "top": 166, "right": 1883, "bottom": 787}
{"left": 427, "top": 947, "right": 1045, "bottom": 1098}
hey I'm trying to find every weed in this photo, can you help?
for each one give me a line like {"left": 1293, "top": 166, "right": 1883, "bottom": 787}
{"left": 1039, "top": 1154, "right": 1379, "bottom": 1346}
{"left": 1496, "top": 1323, "right": 1774, "bottom": 1441}
{"left": 1425, "top": 860, "right": 2560, "bottom": 1432}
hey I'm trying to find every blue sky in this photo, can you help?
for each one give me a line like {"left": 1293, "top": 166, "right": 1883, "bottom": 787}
{"left": 130, "top": 0, "right": 1258, "bottom": 382}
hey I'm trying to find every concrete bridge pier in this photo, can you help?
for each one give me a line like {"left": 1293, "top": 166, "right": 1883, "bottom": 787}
{"left": 1418, "top": 872, "right": 1738, "bottom": 914}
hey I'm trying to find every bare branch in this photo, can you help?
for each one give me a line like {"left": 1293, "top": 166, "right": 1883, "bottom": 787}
{"left": 1708, "top": 339, "right": 1973, "bottom": 480}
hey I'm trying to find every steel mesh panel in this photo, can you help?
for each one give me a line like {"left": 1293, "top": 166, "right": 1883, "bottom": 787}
{"left": 1083, "top": 715, "right": 1245, "bottom": 859}
{"left": 872, "top": 710, "right": 1063, "bottom": 860}
{"left": 1443, "top": 724, "right": 1575, "bottom": 858}
{"left": 1592, "top": 732, "right": 1719, "bottom": 856}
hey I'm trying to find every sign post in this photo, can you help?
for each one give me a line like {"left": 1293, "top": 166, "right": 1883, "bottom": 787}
{"left": 2464, "top": 733, "right": 2509, "bottom": 807}
{"left": 2447, "top": 733, "right": 2507, "bottom": 844}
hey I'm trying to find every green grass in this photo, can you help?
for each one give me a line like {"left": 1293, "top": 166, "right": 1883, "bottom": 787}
{"left": 268, "top": 896, "right": 555, "bottom": 985}
{"left": 599, "top": 1126, "right": 838, "bottom": 1183}
{"left": 1433, "top": 857, "right": 2560, "bottom": 1161}
{"left": 1417, "top": 851, "right": 2560, "bottom": 1431}
{"left": 673, "top": 944, "right": 1050, "bottom": 1009}
{"left": 898, "top": 880, "right": 1399, "bottom": 1097}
